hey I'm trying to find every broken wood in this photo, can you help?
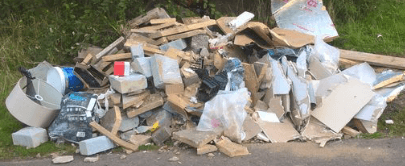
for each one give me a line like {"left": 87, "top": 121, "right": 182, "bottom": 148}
{"left": 143, "top": 45, "right": 165, "bottom": 55}
{"left": 111, "top": 106, "right": 122, "bottom": 136}
{"left": 81, "top": 53, "right": 93, "bottom": 65}
{"left": 341, "top": 126, "right": 360, "bottom": 137}
{"left": 122, "top": 91, "right": 150, "bottom": 109}
{"left": 95, "top": 36, "right": 125, "bottom": 60}
{"left": 140, "top": 21, "right": 176, "bottom": 31}
{"left": 150, "top": 18, "right": 176, "bottom": 24}
{"left": 216, "top": 17, "right": 236, "bottom": 34}
{"left": 89, "top": 121, "right": 138, "bottom": 151}
{"left": 126, "top": 94, "right": 164, "bottom": 118}
{"left": 102, "top": 53, "right": 132, "bottom": 62}
{"left": 166, "top": 29, "right": 206, "bottom": 41}
{"left": 130, "top": 29, "right": 157, "bottom": 34}
{"left": 340, "top": 49, "right": 405, "bottom": 70}
{"left": 150, "top": 20, "right": 216, "bottom": 38}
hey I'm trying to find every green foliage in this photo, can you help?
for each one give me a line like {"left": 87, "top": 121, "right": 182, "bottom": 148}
{"left": 324, "top": 0, "right": 405, "bottom": 55}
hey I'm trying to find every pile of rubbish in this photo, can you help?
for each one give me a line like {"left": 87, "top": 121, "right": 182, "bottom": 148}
{"left": 6, "top": 1, "right": 405, "bottom": 160}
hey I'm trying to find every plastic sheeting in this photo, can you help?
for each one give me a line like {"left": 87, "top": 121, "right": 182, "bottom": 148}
{"left": 197, "top": 88, "right": 249, "bottom": 143}
{"left": 342, "top": 63, "right": 376, "bottom": 87}
{"left": 48, "top": 92, "right": 98, "bottom": 143}
{"left": 310, "top": 36, "right": 340, "bottom": 74}
{"left": 272, "top": 0, "right": 338, "bottom": 40}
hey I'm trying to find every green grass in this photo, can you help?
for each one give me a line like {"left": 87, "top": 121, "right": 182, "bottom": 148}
{"left": 377, "top": 108, "right": 405, "bottom": 137}
{"left": 324, "top": 0, "right": 405, "bottom": 55}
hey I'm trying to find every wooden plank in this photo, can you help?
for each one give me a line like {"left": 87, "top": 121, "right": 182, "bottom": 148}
{"left": 122, "top": 91, "right": 150, "bottom": 109}
{"left": 102, "top": 53, "right": 132, "bottom": 62}
{"left": 95, "top": 36, "right": 125, "bottom": 60}
{"left": 111, "top": 106, "right": 122, "bottom": 136}
{"left": 340, "top": 49, "right": 405, "bottom": 70}
{"left": 216, "top": 17, "right": 236, "bottom": 34}
{"left": 150, "top": 18, "right": 176, "bottom": 24}
{"left": 341, "top": 126, "right": 360, "bottom": 137}
{"left": 130, "top": 29, "right": 157, "bottom": 34}
{"left": 150, "top": 20, "right": 217, "bottom": 39}
{"left": 142, "top": 22, "right": 176, "bottom": 31}
{"left": 81, "top": 53, "right": 93, "bottom": 65}
{"left": 127, "top": 94, "right": 164, "bottom": 118}
{"left": 89, "top": 121, "right": 138, "bottom": 151}
{"left": 166, "top": 29, "right": 206, "bottom": 41}
{"left": 154, "top": 37, "right": 168, "bottom": 45}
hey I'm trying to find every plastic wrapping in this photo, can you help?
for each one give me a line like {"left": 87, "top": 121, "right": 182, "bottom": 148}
{"left": 376, "top": 82, "right": 405, "bottom": 102}
{"left": 286, "top": 61, "right": 310, "bottom": 130}
{"left": 355, "top": 93, "right": 387, "bottom": 122}
{"left": 267, "top": 47, "right": 299, "bottom": 60}
{"left": 342, "top": 63, "right": 376, "bottom": 86}
{"left": 151, "top": 54, "right": 183, "bottom": 89}
{"left": 222, "top": 58, "right": 245, "bottom": 91}
{"left": 373, "top": 70, "right": 404, "bottom": 89}
{"left": 48, "top": 92, "right": 98, "bottom": 143}
{"left": 271, "top": 59, "right": 291, "bottom": 95}
{"left": 296, "top": 46, "right": 311, "bottom": 77}
{"left": 272, "top": 0, "right": 338, "bottom": 40}
{"left": 311, "top": 36, "right": 340, "bottom": 74}
{"left": 197, "top": 88, "right": 249, "bottom": 143}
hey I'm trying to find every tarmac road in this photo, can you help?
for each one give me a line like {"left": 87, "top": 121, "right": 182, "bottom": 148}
{"left": 2, "top": 138, "right": 405, "bottom": 166}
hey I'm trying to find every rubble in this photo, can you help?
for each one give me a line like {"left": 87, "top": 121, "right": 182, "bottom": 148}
{"left": 84, "top": 156, "right": 99, "bottom": 163}
{"left": 215, "top": 136, "right": 249, "bottom": 157}
{"left": 109, "top": 74, "right": 147, "bottom": 94}
{"left": 79, "top": 136, "right": 115, "bottom": 156}
{"left": 12, "top": 127, "right": 48, "bottom": 149}
{"left": 52, "top": 155, "right": 74, "bottom": 164}
{"left": 197, "top": 144, "right": 218, "bottom": 155}
{"left": 173, "top": 128, "right": 217, "bottom": 148}
{"left": 6, "top": 6, "right": 405, "bottom": 159}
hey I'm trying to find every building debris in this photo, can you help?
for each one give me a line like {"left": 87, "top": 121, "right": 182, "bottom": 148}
{"left": 12, "top": 127, "right": 48, "bottom": 149}
{"left": 52, "top": 155, "right": 74, "bottom": 164}
{"left": 215, "top": 136, "right": 249, "bottom": 157}
{"left": 5, "top": 6, "right": 405, "bottom": 159}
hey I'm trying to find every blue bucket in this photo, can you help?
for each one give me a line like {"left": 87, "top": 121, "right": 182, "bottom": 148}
{"left": 47, "top": 67, "right": 84, "bottom": 94}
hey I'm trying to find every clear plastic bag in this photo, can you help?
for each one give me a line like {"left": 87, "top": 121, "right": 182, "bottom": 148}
{"left": 196, "top": 88, "right": 249, "bottom": 143}
{"left": 311, "top": 36, "right": 340, "bottom": 74}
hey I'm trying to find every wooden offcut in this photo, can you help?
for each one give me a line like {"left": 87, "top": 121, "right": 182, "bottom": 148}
{"left": 150, "top": 20, "right": 216, "bottom": 38}
{"left": 340, "top": 49, "right": 405, "bottom": 70}
{"left": 111, "top": 106, "right": 122, "bottom": 136}
{"left": 89, "top": 121, "right": 138, "bottom": 151}
{"left": 102, "top": 53, "right": 132, "bottom": 62}
{"left": 166, "top": 29, "right": 206, "bottom": 41}
{"left": 150, "top": 18, "right": 176, "bottom": 24}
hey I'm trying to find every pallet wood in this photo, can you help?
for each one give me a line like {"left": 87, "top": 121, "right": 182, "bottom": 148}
{"left": 150, "top": 18, "right": 176, "bottom": 24}
{"left": 102, "top": 53, "right": 132, "bottom": 62}
{"left": 166, "top": 29, "right": 206, "bottom": 41}
{"left": 95, "top": 37, "right": 125, "bottom": 60}
{"left": 150, "top": 20, "right": 216, "bottom": 38}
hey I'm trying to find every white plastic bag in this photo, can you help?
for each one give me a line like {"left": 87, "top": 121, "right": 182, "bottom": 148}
{"left": 311, "top": 36, "right": 340, "bottom": 74}
{"left": 197, "top": 88, "right": 249, "bottom": 143}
